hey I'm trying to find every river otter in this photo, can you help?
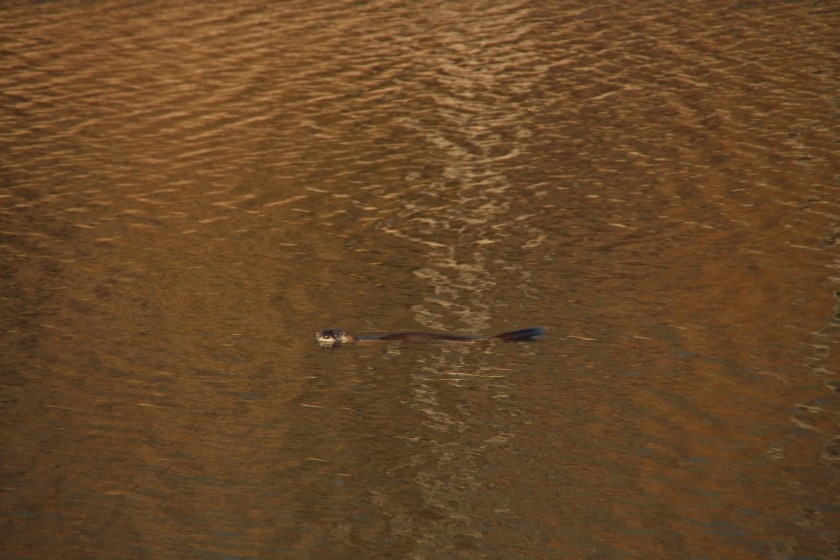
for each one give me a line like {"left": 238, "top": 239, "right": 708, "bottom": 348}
{"left": 316, "top": 327, "right": 545, "bottom": 348}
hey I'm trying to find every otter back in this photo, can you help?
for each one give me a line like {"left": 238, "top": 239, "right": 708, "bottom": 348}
{"left": 316, "top": 327, "right": 545, "bottom": 348}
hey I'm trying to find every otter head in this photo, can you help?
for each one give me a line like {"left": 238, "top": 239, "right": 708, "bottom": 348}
{"left": 316, "top": 329, "right": 350, "bottom": 348}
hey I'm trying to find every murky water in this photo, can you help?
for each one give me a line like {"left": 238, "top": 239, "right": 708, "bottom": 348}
{"left": 2, "top": 1, "right": 838, "bottom": 558}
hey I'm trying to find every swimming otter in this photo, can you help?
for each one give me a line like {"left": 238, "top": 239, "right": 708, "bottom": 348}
{"left": 316, "top": 327, "right": 545, "bottom": 348}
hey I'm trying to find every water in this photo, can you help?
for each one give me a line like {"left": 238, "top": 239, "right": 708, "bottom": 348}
{"left": 1, "top": 1, "right": 838, "bottom": 558}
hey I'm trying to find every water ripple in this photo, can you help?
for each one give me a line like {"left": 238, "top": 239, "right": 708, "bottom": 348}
{"left": 1, "top": 1, "right": 838, "bottom": 559}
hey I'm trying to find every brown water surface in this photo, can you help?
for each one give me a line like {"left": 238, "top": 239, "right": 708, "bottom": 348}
{"left": 1, "top": 1, "right": 838, "bottom": 559}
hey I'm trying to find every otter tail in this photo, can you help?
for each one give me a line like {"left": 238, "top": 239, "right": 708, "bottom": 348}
{"left": 491, "top": 327, "right": 545, "bottom": 342}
